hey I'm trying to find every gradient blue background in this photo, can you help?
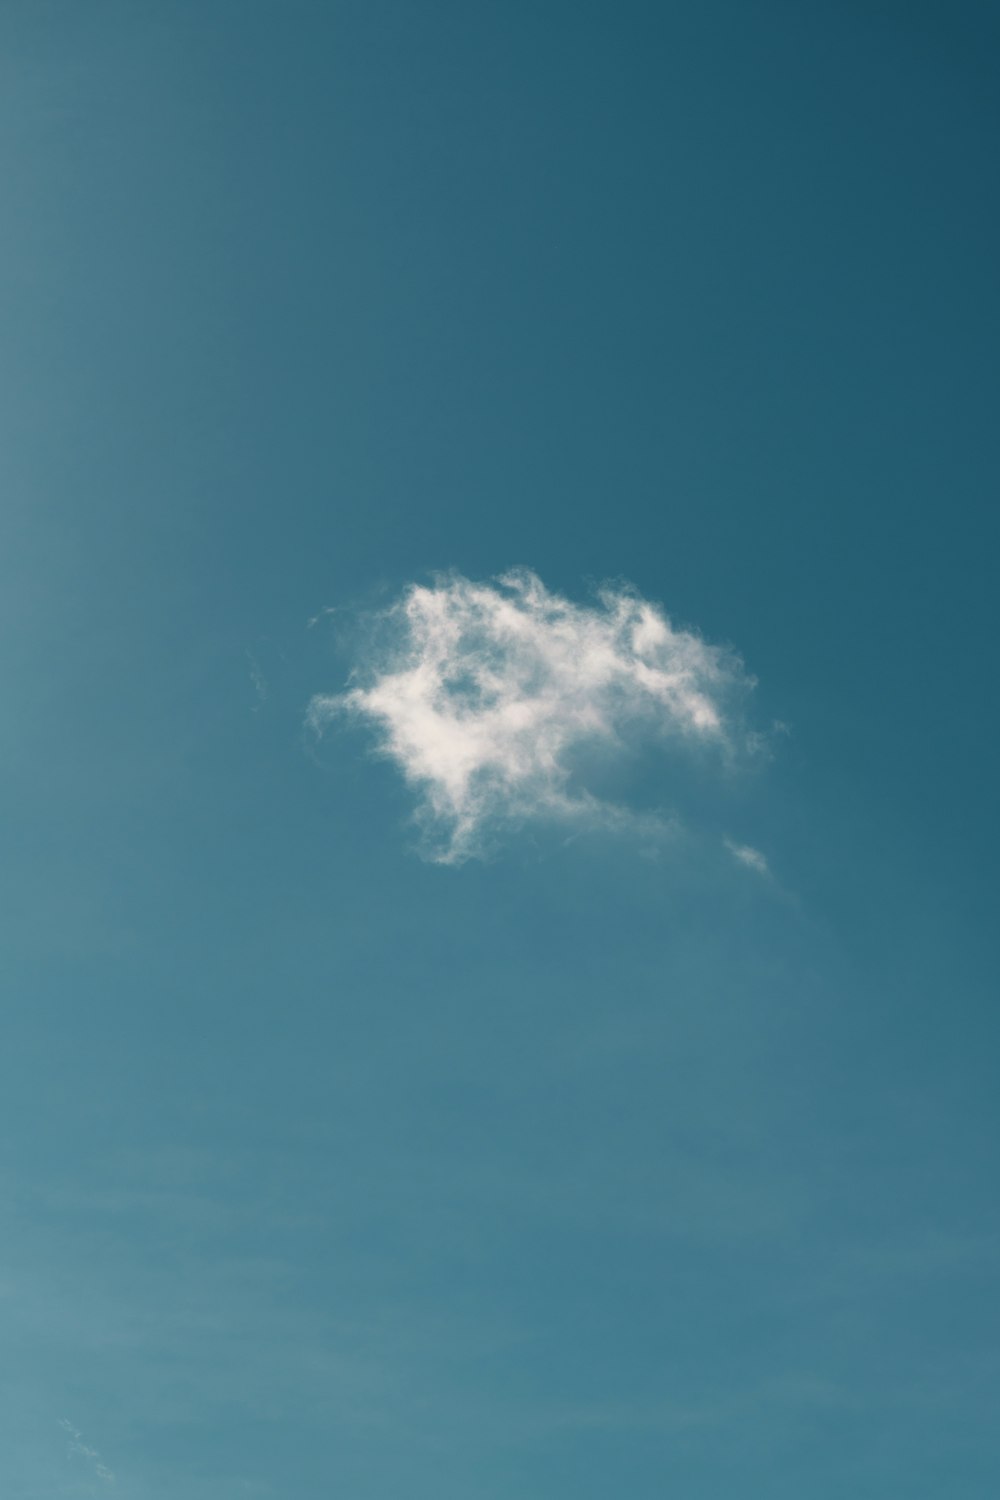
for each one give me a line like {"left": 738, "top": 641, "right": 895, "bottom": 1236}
{"left": 1, "top": 3, "right": 998, "bottom": 1495}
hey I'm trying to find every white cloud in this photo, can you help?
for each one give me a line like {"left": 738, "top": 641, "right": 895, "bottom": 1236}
{"left": 59, "top": 1418, "right": 115, "bottom": 1483}
{"left": 308, "top": 569, "right": 758, "bottom": 862}
{"left": 246, "top": 650, "right": 268, "bottom": 711}
{"left": 724, "top": 838, "right": 770, "bottom": 876}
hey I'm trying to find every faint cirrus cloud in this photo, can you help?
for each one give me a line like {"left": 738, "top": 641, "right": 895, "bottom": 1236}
{"left": 308, "top": 568, "right": 764, "bottom": 863}
{"left": 724, "top": 838, "right": 771, "bottom": 877}
{"left": 59, "top": 1418, "right": 115, "bottom": 1484}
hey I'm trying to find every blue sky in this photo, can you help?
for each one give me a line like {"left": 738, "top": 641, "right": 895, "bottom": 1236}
{"left": 1, "top": 2, "right": 998, "bottom": 1495}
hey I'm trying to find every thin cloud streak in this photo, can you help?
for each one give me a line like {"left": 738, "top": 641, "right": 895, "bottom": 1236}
{"left": 246, "top": 651, "right": 268, "bottom": 712}
{"left": 725, "top": 838, "right": 770, "bottom": 876}
{"left": 308, "top": 569, "right": 759, "bottom": 862}
{"left": 59, "top": 1418, "right": 115, "bottom": 1484}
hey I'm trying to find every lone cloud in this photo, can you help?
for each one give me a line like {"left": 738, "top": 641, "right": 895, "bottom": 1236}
{"left": 309, "top": 569, "right": 759, "bottom": 862}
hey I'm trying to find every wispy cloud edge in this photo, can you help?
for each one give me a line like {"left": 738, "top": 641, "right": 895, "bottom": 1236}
{"left": 724, "top": 838, "right": 770, "bottom": 877}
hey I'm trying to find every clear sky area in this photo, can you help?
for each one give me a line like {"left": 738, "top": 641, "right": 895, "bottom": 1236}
{"left": 1, "top": 3, "right": 998, "bottom": 1496}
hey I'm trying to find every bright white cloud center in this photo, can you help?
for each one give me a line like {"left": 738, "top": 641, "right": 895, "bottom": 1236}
{"left": 308, "top": 570, "right": 755, "bottom": 862}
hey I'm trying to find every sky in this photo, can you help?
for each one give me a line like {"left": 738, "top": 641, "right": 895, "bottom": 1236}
{"left": 1, "top": 1, "right": 998, "bottom": 1495}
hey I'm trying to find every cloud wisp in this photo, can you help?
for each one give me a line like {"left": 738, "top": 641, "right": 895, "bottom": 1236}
{"left": 724, "top": 838, "right": 771, "bottom": 877}
{"left": 308, "top": 570, "right": 758, "bottom": 863}
{"left": 59, "top": 1418, "right": 115, "bottom": 1484}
